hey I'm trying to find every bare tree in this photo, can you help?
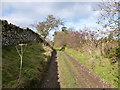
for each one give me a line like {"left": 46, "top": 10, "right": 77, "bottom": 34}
{"left": 97, "top": 0, "right": 120, "bottom": 39}
{"left": 16, "top": 44, "right": 27, "bottom": 84}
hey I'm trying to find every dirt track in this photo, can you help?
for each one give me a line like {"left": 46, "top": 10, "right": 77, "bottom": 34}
{"left": 41, "top": 50, "right": 114, "bottom": 88}
{"left": 64, "top": 52, "right": 113, "bottom": 88}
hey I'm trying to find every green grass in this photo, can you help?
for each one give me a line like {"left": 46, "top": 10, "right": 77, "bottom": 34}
{"left": 65, "top": 48, "right": 119, "bottom": 88}
{"left": 66, "top": 49, "right": 87, "bottom": 65}
{"left": 2, "top": 42, "right": 51, "bottom": 88}
{"left": 57, "top": 51, "right": 79, "bottom": 88}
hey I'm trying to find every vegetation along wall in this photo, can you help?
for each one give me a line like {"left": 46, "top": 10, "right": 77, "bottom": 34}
{"left": 1, "top": 20, "right": 53, "bottom": 88}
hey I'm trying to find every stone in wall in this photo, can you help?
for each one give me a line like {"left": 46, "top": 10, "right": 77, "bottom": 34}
{"left": 1, "top": 20, "right": 44, "bottom": 46}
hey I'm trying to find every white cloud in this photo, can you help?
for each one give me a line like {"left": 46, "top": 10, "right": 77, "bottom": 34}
{"left": 0, "top": 2, "right": 2, "bottom": 17}
{"left": 56, "top": 3, "right": 93, "bottom": 19}
{"left": 2, "top": 0, "right": 113, "bottom": 2}
{"left": 2, "top": 13, "right": 33, "bottom": 26}
{"left": 1, "top": 2, "right": 101, "bottom": 31}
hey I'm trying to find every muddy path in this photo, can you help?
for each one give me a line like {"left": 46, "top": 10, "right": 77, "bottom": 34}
{"left": 64, "top": 52, "right": 113, "bottom": 88}
{"left": 40, "top": 50, "right": 60, "bottom": 88}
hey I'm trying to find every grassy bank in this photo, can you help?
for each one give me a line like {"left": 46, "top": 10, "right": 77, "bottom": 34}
{"left": 2, "top": 42, "right": 52, "bottom": 88}
{"left": 65, "top": 48, "right": 119, "bottom": 88}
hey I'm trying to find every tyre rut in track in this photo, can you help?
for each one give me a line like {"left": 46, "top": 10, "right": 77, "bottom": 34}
{"left": 62, "top": 53, "right": 89, "bottom": 88}
{"left": 64, "top": 52, "right": 112, "bottom": 88}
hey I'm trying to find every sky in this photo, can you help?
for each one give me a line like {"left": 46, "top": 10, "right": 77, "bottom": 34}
{"left": 0, "top": 1, "right": 104, "bottom": 39}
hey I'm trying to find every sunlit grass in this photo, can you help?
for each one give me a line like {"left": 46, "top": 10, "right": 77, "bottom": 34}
{"left": 65, "top": 48, "right": 119, "bottom": 88}
{"left": 57, "top": 51, "right": 79, "bottom": 88}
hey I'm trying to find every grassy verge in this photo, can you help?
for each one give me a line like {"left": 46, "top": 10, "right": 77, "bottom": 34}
{"left": 2, "top": 42, "right": 52, "bottom": 88}
{"left": 65, "top": 48, "right": 119, "bottom": 88}
{"left": 57, "top": 51, "right": 79, "bottom": 88}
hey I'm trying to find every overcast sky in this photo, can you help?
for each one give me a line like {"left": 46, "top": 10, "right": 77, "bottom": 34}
{"left": 1, "top": 2, "right": 103, "bottom": 31}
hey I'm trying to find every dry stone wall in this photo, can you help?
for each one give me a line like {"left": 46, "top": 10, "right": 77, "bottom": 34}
{"left": 1, "top": 20, "right": 44, "bottom": 46}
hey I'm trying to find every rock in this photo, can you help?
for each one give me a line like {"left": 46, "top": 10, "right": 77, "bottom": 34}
{"left": 1, "top": 20, "right": 44, "bottom": 46}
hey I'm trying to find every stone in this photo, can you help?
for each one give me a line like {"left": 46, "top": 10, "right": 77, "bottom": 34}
{"left": 1, "top": 20, "right": 44, "bottom": 46}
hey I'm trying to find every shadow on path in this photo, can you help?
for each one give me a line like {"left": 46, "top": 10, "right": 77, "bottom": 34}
{"left": 41, "top": 50, "right": 60, "bottom": 88}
